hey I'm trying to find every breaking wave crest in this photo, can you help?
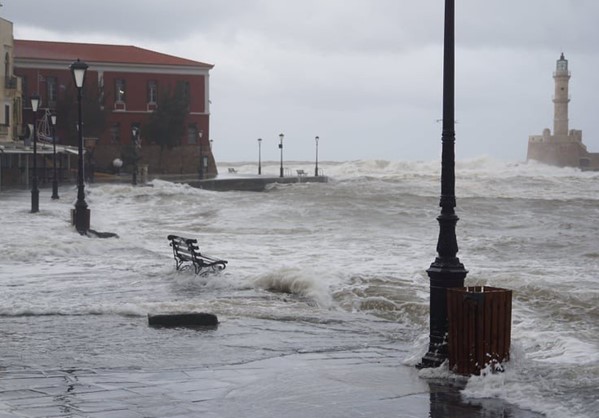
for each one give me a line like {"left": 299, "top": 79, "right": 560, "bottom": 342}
{"left": 254, "top": 268, "right": 332, "bottom": 308}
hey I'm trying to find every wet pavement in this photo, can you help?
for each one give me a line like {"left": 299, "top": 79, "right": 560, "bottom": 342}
{"left": 0, "top": 349, "right": 543, "bottom": 417}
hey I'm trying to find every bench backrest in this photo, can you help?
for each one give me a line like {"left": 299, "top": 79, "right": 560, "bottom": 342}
{"left": 167, "top": 235, "right": 201, "bottom": 259}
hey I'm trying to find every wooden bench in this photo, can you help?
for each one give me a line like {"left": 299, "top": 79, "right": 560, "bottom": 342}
{"left": 167, "top": 235, "right": 228, "bottom": 275}
{"left": 296, "top": 169, "right": 306, "bottom": 176}
{"left": 228, "top": 168, "right": 237, "bottom": 173}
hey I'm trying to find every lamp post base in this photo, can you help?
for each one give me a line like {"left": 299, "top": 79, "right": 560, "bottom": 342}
{"left": 418, "top": 350, "right": 448, "bottom": 369}
{"left": 71, "top": 207, "right": 91, "bottom": 235}
{"left": 31, "top": 188, "right": 39, "bottom": 213}
{"left": 51, "top": 181, "right": 59, "bottom": 200}
{"left": 419, "top": 259, "right": 467, "bottom": 369}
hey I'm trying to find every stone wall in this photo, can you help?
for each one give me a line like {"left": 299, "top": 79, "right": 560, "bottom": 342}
{"left": 91, "top": 143, "right": 218, "bottom": 177}
{"left": 527, "top": 140, "right": 598, "bottom": 170}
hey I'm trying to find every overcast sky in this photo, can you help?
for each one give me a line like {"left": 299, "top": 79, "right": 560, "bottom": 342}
{"left": 4, "top": 0, "right": 599, "bottom": 163}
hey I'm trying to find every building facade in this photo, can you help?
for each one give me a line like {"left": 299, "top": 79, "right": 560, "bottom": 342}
{"left": 527, "top": 53, "right": 599, "bottom": 170}
{"left": 0, "top": 17, "right": 41, "bottom": 191}
{"left": 0, "top": 18, "right": 22, "bottom": 142}
{"left": 14, "top": 40, "right": 217, "bottom": 177}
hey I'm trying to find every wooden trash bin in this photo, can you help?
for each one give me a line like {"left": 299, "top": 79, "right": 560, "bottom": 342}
{"left": 447, "top": 286, "right": 512, "bottom": 375}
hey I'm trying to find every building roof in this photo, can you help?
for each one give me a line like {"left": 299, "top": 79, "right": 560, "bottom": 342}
{"left": 14, "top": 39, "right": 214, "bottom": 69}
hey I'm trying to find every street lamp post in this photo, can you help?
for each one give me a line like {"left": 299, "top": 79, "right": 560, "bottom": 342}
{"left": 198, "top": 130, "right": 204, "bottom": 180}
{"left": 278, "top": 133, "right": 284, "bottom": 178}
{"left": 132, "top": 127, "right": 139, "bottom": 185}
{"left": 419, "top": 0, "right": 468, "bottom": 368}
{"left": 257, "top": 138, "right": 262, "bottom": 175}
{"left": 70, "top": 59, "right": 90, "bottom": 235}
{"left": 314, "top": 135, "right": 320, "bottom": 177}
{"left": 50, "top": 113, "right": 59, "bottom": 199}
{"left": 30, "top": 94, "right": 40, "bottom": 213}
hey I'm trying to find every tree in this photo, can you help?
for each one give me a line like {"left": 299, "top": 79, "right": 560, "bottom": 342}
{"left": 144, "top": 84, "right": 189, "bottom": 151}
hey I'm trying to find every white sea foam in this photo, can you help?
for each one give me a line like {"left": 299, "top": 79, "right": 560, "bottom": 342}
{"left": 462, "top": 341, "right": 598, "bottom": 418}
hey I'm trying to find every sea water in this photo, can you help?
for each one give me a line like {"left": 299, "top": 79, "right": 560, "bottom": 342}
{"left": 0, "top": 158, "right": 597, "bottom": 418}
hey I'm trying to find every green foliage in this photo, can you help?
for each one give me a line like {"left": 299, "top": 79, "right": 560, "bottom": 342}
{"left": 144, "top": 84, "right": 189, "bottom": 151}
{"left": 55, "top": 84, "right": 108, "bottom": 146}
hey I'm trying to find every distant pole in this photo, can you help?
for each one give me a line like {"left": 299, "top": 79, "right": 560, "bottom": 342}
{"left": 419, "top": 0, "right": 468, "bottom": 369}
{"left": 279, "top": 133, "right": 284, "bottom": 177}
{"left": 198, "top": 130, "right": 204, "bottom": 180}
{"left": 50, "top": 113, "right": 59, "bottom": 199}
{"left": 314, "top": 135, "right": 319, "bottom": 176}
{"left": 30, "top": 94, "right": 40, "bottom": 213}
{"left": 132, "top": 127, "right": 139, "bottom": 185}
{"left": 257, "top": 138, "right": 262, "bottom": 175}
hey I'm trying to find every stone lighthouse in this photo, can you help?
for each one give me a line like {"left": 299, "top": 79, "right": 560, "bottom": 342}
{"left": 553, "top": 53, "right": 570, "bottom": 136}
{"left": 527, "top": 53, "right": 599, "bottom": 169}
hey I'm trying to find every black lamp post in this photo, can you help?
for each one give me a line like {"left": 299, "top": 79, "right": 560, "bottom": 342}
{"left": 198, "top": 130, "right": 204, "bottom": 180}
{"left": 278, "top": 133, "right": 284, "bottom": 178}
{"left": 314, "top": 135, "right": 320, "bottom": 177}
{"left": 419, "top": 0, "right": 468, "bottom": 368}
{"left": 50, "top": 113, "right": 59, "bottom": 199}
{"left": 70, "top": 59, "right": 90, "bottom": 235}
{"left": 257, "top": 138, "right": 262, "bottom": 175}
{"left": 132, "top": 126, "right": 139, "bottom": 185}
{"left": 30, "top": 94, "right": 40, "bottom": 213}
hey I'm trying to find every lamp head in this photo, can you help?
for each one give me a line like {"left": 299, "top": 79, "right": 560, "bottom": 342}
{"left": 50, "top": 113, "right": 57, "bottom": 126}
{"left": 279, "top": 133, "right": 284, "bottom": 142}
{"left": 258, "top": 137, "right": 262, "bottom": 143}
{"left": 70, "top": 59, "right": 89, "bottom": 88}
{"left": 30, "top": 94, "right": 40, "bottom": 112}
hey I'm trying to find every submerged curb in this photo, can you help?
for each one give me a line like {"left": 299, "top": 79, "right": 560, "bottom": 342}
{"left": 148, "top": 312, "right": 219, "bottom": 328}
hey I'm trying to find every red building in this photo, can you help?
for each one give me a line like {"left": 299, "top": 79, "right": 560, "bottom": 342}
{"left": 14, "top": 40, "right": 217, "bottom": 177}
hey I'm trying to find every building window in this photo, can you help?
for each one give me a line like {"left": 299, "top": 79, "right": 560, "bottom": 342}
{"left": 4, "top": 52, "right": 12, "bottom": 89}
{"left": 4, "top": 104, "right": 9, "bottom": 127}
{"left": 110, "top": 123, "right": 120, "bottom": 144}
{"left": 147, "top": 80, "right": 157, "bottom": 103}
{"left": 177, "top": 80, "right": 191, "bottom": 104}
{"left": 47, "top": 76, "right": 58, "bottom": 108}
{"left": 115, "top": 79, "right": 126, "bottom": 103}
{"left": 22, "top": 76, "right": 29, "bottom": 105}
{"left": 187, "top": 124, "right": 198, "bottom": 144}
